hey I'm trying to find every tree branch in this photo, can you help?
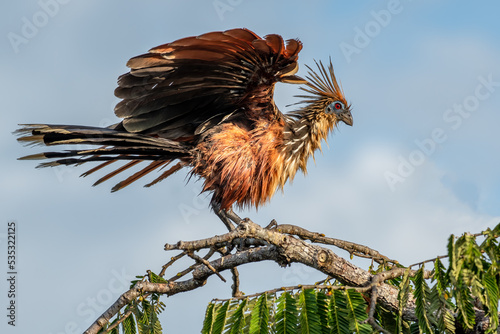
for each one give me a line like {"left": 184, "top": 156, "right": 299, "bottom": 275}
{"left": 85, "top": 220, "right": 428, "bottom": 333}
{"left": 84, "top": 246, "right": 276, "bottom": 334}
{"left": 272, "top": 224, "right": 398, "bottom": 265}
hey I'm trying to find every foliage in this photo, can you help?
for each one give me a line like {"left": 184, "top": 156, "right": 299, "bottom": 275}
{"left": 97, "top": 272, "right": 167, "bottom": 334}
{"left": 199, "top": 223, "right": 500, "bottom": 333}
{"left": 98, "top": 223, "right": 500, "bottom": 334}
{"left": 203, "top": 288, "right": 371, "bottom": 334}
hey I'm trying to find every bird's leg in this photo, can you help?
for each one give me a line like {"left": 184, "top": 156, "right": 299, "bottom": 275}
{"left": 213, "top": 208, "right": 235, "bottom": 231}
{"left": 212, "top": 203, "right": 243, "bottom": 231}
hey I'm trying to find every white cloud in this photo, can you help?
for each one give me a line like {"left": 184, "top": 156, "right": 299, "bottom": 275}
{"left": 264, "top": 144, "right": 499, "bottom": 265}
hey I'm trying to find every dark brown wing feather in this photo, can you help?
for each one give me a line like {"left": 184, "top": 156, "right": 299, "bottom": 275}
{"left": 16, "top": 29, "right": 305, "bottom": 192}
{"left": 114, "top": 28, "right": 303, "bottom": 138}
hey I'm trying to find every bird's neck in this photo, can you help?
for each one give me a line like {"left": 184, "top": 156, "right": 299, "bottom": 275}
{"left": 279, "top": 113, "right": 333, "bottom": 185}
{"left": 283, "top": 117, "right": 312, "bottom": 162}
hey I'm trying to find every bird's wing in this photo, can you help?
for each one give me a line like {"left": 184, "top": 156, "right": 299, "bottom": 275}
{"left": 114, "top": 28, "right": 305, "bottom": 138}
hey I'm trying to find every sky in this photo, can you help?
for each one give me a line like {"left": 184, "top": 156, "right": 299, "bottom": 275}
{"left": 1, "top": 1, "right": 500, "bottom": 333}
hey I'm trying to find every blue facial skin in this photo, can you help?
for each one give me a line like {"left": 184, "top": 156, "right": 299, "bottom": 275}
{"left": 326, "top": 101, "right": 345, "bottom": 114}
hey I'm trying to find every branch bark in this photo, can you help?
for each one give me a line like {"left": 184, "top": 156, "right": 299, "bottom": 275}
{"left": 83, "top": 219, "right": 427, "bottom": 334}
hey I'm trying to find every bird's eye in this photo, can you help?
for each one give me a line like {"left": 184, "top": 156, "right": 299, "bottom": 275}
{"left": 326, "top": 101, "right": 344, "bottom": 113}
{"left": 325, "top": 101, "right": 344, "bottom": 114}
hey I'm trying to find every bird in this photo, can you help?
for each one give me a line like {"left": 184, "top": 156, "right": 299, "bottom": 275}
{"left": 16, "top": 28, "right": 352, "bottom": 226}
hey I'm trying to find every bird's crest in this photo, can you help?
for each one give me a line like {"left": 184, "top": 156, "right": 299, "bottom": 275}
{"left": 295, "top": 59, "right": 347, "bottom": 108}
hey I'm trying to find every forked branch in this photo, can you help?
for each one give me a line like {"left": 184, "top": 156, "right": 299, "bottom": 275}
{"left": 84, "top": 220, "right": 423, "bottom": 334}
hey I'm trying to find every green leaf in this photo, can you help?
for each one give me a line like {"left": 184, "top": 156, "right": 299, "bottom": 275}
{"left": 298, "top": 289, "right": 321, "bottom": 334}
{"left": 202, "top": 303, "right": 216, "bottom": 334}
{"left": 148, "top": 271, "right": 168, "bottom": 284}
{"left": 227, "top": 298, "right": 248, "bottom": 334}
{"left": 242, "top": 296, "right": 259, "bottom": 333}
{"left": 449, "top": 233, "right": 483, "bottom": 331}
{"left": 345, "top": 289, "right": 371, "bottom": 334}
{"left": 316, "top": 291, "right": 329, "bottom": 334}
{"left": 414, "top": 267, "right": 434, "bottom": 334}
{"left": 134, "top": 299, "right": 151, "bottom": 334}
{"left": 154, "top": 301, "right": 166, "bottom": 316}
{"left": 249, "top": 293, "right": 269, "bottom": 334}
{"left": 123, "top": 311, "right": 138, "bottom": 334}
{"left": 480, "top": 227, "right": 500, "bottom": 272}
{"left": 429, "top": 284, "right": 455, "bottom": 334}
{"left": 460, "top": 235, "right": 485, "bottom": 304}
{"left": 152, "top": 313, "right": 163, "bottom": 334}
{"left": 142, "top": 298, "right": 162, "bottom": 334}
{"left": 329, "top": 290, "right": 349, "bottom": 334}
{"left": 446, "top": 234, "right": 456, "bottom": 278}
{"left": 130, "top": 301, "right": 144, "bottom": 334}
{"left": 409, "top": 322, "right": 420, "bottom": 334}
{"left": 482, "top": 271, "right": 499, "bottom": 332}
{"left": 433, "top": 258, "right": 448, "bottom": 295}
{"left": 212, "top": 301, "right": 230, "bottom": 334}
{"left": 456, "top": 287, "right": 475, "bottom": 330}
{"left": 397, "top": 268, "right": 411, "bottom": 334}
{"left": 276, "top": 291, "right": 298, "bottom": 334}
{"left": 375, "top": 304, "right": 398, "bottom": 334}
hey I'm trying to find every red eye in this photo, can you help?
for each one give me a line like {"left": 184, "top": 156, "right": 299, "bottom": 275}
{"left": 334, "top": 102, "right": 343, "bottom": 110}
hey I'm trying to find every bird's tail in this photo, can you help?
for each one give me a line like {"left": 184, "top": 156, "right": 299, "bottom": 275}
{"left": 15, "top": 124, "right": 190, "bottom": 191}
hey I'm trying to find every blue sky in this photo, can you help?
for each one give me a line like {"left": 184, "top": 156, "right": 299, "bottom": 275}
{"left": 1, "top": 1, "right": 500, "bottom": 333}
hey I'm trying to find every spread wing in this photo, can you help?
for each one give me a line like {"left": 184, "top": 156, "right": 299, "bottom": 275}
{"left": 114, "top": 28, "right": 305, "bottom": 139}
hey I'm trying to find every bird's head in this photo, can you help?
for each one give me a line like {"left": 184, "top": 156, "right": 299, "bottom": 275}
{"left": 281, "top": 60, "right": 352, "bottom": 180}
{"left": 295, "top": 60, "right": 352, "bottom": 127}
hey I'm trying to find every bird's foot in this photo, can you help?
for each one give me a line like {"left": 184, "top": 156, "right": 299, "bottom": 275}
{"left": 264, "top": 219, "right": 278, "bottom": 229}
{"left": 225, "top": 208, "right": 243, "bottom": 225}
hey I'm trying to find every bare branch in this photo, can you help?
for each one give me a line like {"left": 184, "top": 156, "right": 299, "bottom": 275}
{"left": 366, "top": 285, "right": 391, "bottom": 334}
{"left": 85, "top": 220, "right": 426, "bottom": 333}
{"left": 167, "top": 248, "right": 216, "bottom": 282}
{"left": 273, "top": 224, "right": 398, "bottom": 265}
{"left": 159, "top": 251, "right": 186, "bottom": 277}
{"left": 187, "top": 251, "right": 226, "bottom": 282}
{"left": 103, "top": 309, "right": 132, "bottom": 334}
{"left": 230, "top": 267, "right": 242, "bottom": 297}
{"left": 408, "top": 254, "right": 448, "bottom": 269}
{"left": 84, "top": 246, "right": 277, "bottom": 334}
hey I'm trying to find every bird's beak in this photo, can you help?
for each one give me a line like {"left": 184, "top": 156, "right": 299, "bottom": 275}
{"left": 340, "top": 110, "right": 353, "bottom": 126}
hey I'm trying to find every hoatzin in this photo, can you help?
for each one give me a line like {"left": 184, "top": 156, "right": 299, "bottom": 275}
{"left": 16, "top": 28, "right": 353, "bottom": 227}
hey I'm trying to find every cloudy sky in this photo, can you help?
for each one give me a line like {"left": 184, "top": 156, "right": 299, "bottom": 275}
{"left": 2, "top": 1, "right": 500, "bottom": 333}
